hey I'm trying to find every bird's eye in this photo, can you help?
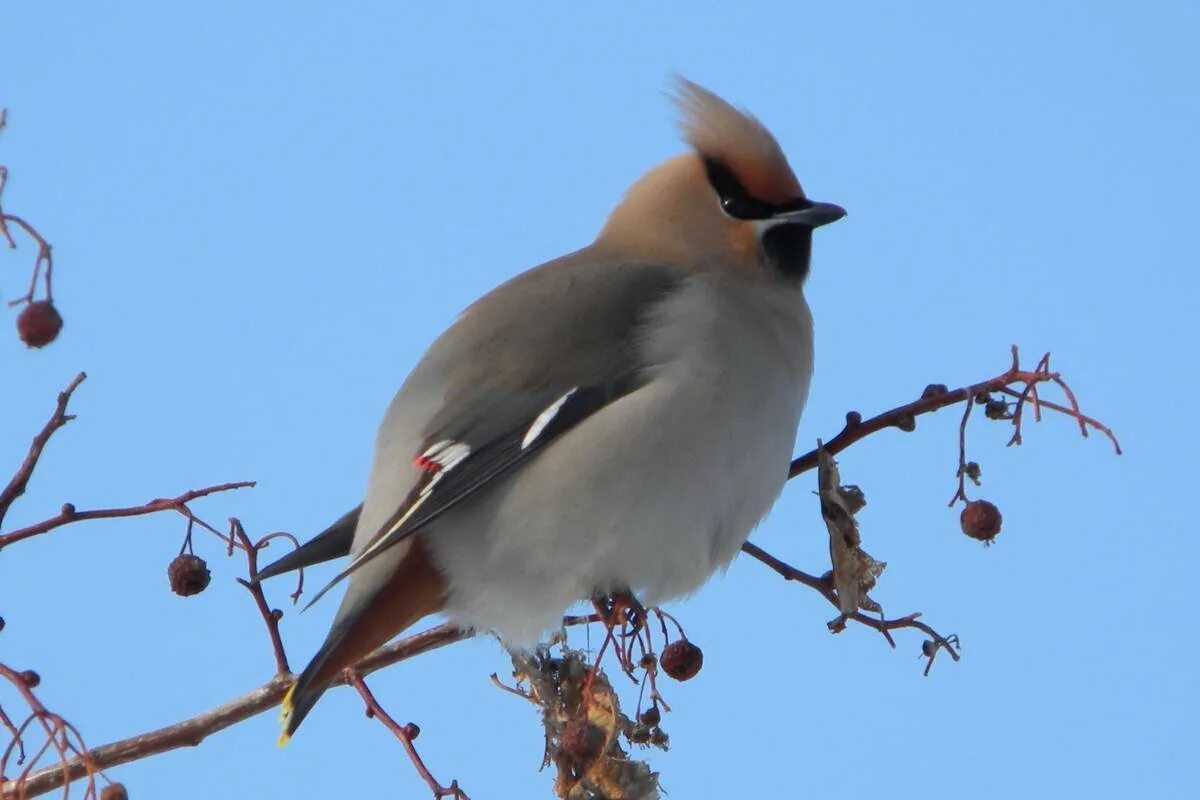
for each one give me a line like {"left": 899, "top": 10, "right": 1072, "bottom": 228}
{"left": 705, "top": 158, "right": 774, "bottom": 221}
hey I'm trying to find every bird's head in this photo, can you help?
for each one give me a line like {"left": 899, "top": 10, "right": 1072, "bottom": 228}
{"left": 598, "top": 77, "right": 844, "bottom": 282}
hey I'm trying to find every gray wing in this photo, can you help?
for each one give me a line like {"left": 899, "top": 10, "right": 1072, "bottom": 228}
{"left": 303, "top": 256, "right": 686, "bottom": 608}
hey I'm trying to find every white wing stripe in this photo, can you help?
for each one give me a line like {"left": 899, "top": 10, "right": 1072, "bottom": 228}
{"left": 521, "top": 388, "right": 579, "bottom": 450}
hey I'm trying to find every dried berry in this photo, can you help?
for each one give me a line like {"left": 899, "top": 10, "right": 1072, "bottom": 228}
{"left": 561, "top": 717, "right": 604, "bottom": 761}
{"left": 985, "top": 398, "right": 1010, "bottom": 420}
{"left": 100, "top": 783, "right": 129, "bottom": 800}
{"left": 20, "top": 670, "right": 41, "bottom": 688}
{"left": 16, "top": 301, "right": 63, "bottom": 348}
{"left": 167, "top": 553, "right": 211, "bottom": 596}
{"left": 638, "top": 706, "right": 661, "bottom": 727}
{"left": 627, "top": 725, "right": 652, "bottom": 745}
{"left": 660, "top": 640, "right": 703, "bottom": 681}
{"left": 960, "top": 500, "right": 1003, "bottom": 543}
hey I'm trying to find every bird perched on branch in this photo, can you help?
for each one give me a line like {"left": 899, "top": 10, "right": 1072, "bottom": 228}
{"left": 260, "top": 77, "right": 845, "bottom": 743}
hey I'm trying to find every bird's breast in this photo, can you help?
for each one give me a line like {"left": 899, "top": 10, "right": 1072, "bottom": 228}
{"left": 428, "top": 276, "right": 815, "bottom": 644}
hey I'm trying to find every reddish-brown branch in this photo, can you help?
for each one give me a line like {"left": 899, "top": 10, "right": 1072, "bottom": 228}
{"left": 1, "top": 110, "right": 56, "bottom": 307}
{"left": 0, "top": 705, "right": 24, "bottom": 767}
{"left": 740, "top": 541, "right": 961, "bottom": 672}
{"left": 0, "top": 482, "right": 256, "bottom": 551}
{"left": 3, "top": 624, "right": 471, "bottom": 799}
{"left": 230, "top": 520, "right": 290, "bottom": 675}
{"left": 0, "top": 372, "right": 86, "bottom": 530}
{"left": 349, "top": 673, "right": 471, "bottom": 800}
{"left": 784, "top": 346, "right": 1121, "bottom": 483}
{"left": 0, "top": 663, "right": 106, "bottom": 800}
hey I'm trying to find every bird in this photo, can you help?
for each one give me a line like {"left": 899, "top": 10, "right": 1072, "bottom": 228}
{"left": 263, "top": 77, "right": 845, "bottom": 744}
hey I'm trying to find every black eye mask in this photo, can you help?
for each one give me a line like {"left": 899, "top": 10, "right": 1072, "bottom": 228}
{"left": 703, "top": 157, "right": 809, "bottom": 221}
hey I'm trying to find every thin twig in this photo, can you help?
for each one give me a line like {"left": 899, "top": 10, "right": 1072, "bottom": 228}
{"left": 785, "top": 345, "right": 1121, "bottom": 482}
{"left": 740, "top": 541, "right": 961, "bottom": 668}
{"left": 0, "top": 482, "right": 256, "bottom": 551}
{"left": 0, "top": 372, "right": 86, "bottom": 529}
{"left": 231, "top": 519, "right": 290, "bottom": 675}
{"left": 349, "top": 673, "right": 471, "bottom": 800}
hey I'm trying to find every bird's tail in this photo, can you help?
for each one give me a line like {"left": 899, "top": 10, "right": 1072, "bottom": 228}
{"left": 255, "top": 506, "right": 361, "bottom": 583}
{"left": 276, "top": 538, "right": 446, "bottom": 744}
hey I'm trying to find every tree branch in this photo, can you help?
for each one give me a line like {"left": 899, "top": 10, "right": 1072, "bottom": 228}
{"left": 0, "top": 482, "right": 256, "bottom": 551}
{"left": 2, "top": 625, "right": 470, "bottom": 800}
{"left": 0, "top": 372, "right": 85, "bottom": 529}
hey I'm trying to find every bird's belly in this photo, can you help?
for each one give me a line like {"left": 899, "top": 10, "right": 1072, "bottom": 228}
{"left": 428, "top": 356, "right": 808, "bottom": 644}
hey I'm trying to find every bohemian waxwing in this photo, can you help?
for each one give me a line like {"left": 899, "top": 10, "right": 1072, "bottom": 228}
{"left": 265, "top": 77, "right": 845, "bottom": 742}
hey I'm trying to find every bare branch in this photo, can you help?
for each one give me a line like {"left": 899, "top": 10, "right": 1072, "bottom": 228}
{"left": 3, "top": 625, "right": 470, "bottom": 799}
{"left": 0, "top": 482, "right": 256, "bottom": 551}
{"left": 349, "top": 673, "right": 470, "bottom": 800}
{"left": 0, "top": 372, "right": 85, "bottom": 529}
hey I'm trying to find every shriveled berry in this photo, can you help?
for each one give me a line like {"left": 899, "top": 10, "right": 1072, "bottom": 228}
{"left": 960, "top": 500, "right": 1003, "bottom": 543}
{"left": 20, "top": 670, "right": 41, "bottom": 688}
{"left": 561, "top": 717, "right": 604, "bottom": 761}
{"left": 167, "top": 553, "right": 211, "bottom": 596}
{"left": 16, "top": 301, "right": 63, "bottom": 348}
{"left": 660, "top": 640, "right": 703, "bottom": 681}
{"left": 100, "top": 783, "right": 129, "bottom": 800}
{"left": 638, "top": 706, "right": 661, "bottom": 727}
{"left": 627, "top": 725, "right": 652, "bottom": 745}
{"left": 984, "top": 399, "right": 1010, "bottom": 420}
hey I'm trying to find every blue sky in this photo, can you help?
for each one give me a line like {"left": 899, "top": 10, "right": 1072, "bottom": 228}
{"left": 3, "top": 2, "right": 1197, "bottom": 798}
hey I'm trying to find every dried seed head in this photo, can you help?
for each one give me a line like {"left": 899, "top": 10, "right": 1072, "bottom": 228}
{"left": 960, "top": 500, "right": 1003, "bottom": 543}
{"left": 561, "top": 717, "right": 604, "bottom": 761}
{"left": 16, "top": 301, "right": 63, "bottom": 348}
{"left": 985, "top": 399, "right": 1010, "bottom": 420}
{"left": 660, "top": 640, "right": 703, "bottom": 681}
{"left": 167, "top": 553, "right": 211, "bottom": 596}
{"left": 628, "top": 725, "right": 652, "bottom": 745}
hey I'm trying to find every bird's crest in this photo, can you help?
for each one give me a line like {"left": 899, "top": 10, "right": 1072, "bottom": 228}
{"left": 672, "top": 76, "right": 802, "bottom": 204}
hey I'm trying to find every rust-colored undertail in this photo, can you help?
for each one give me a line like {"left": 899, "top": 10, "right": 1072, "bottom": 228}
{"left": 279, "top": 537, "right": 446, "bottom": 744}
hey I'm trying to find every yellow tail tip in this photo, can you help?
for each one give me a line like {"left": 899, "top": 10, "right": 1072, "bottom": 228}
{"left": 277, "top": 682, "right": 297, "bottom": 747}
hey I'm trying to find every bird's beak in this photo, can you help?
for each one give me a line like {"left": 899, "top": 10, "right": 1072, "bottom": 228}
{"left": 770, "top": 199, "right": 846, "bottom": 229}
